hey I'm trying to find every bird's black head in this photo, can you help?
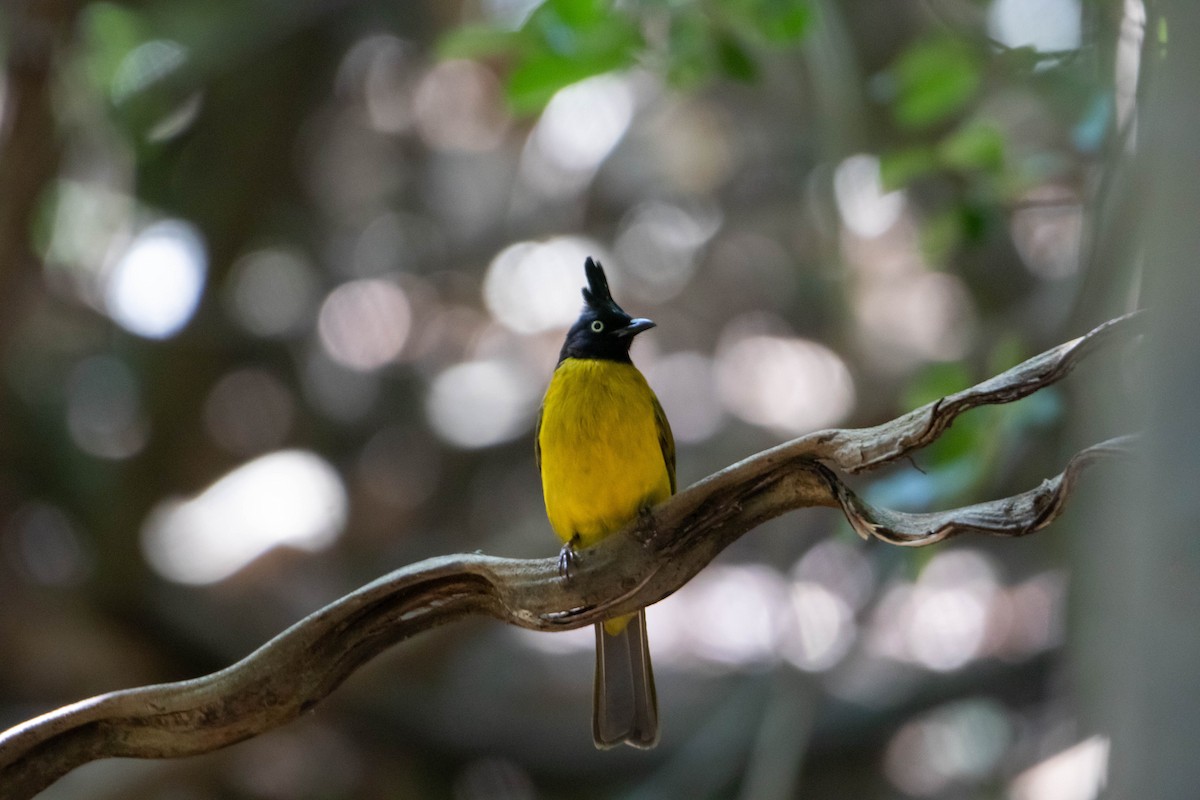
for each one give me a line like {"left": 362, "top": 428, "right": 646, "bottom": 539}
{"left": 558, "top": 257, "right": 656, "bottom": 363}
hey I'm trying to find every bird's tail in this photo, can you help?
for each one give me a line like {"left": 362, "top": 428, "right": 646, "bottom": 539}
{"left": 593, "top": 610, "right": 659, "bottom": 749}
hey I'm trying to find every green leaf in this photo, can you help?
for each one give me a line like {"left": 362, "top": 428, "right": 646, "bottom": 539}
{"left": 879, "top": 146, "right": 938, "bottom": 191}
{"left": 939, "top": 122, "right": 1005, "bottom": 173}
{"left": 890, "top": 37, "right": 982, "bottom": 130}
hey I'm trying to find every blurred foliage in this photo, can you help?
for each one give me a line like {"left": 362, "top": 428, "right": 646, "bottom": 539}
{"left": 441, "top": 0, "right": 811, "bottom": 111}
{"left": 0, "top": 0, "right": 1141, "bottom": 798}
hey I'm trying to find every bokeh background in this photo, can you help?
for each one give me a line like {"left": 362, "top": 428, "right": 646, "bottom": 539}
{"left": 0, "top": 0, "right": 1175, "bottom": 797}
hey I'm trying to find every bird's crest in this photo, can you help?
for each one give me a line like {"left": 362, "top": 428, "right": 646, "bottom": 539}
{"left": 582, "top": 257, "right": 624, "bottom": 315}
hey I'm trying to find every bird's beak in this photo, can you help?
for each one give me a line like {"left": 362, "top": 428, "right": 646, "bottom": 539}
{"left": 615, "top": 318, "right": 656, "bottom": 338}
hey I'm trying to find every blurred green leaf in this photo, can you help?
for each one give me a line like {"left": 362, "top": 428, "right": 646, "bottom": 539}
{"left": 439, "top": 0, "right": 812, "bottom": 113}
{"left": 939, "top": 121, "right": 1005, "bottom": 174}
{"left": 507, "top": 49, "right": 631, "bottom": 113}
{"left": 547, "top": 0, "right": 608, "bottom": 30}
{"left": 890, "top": 37, "right": 982, "bottom": 130}
{"left": 902, "top": 361, "right": 972, "bottom": 410}
{"left": 80, "top": 2, "right": 150, "bottom": 96}
{"left": 986, "top": 333, "right": 1026, "bottom": 376}
{"left": 879, "top": 146, "right": 938, "bottom": 191}
{"left": 920, "top": 207, "right": 965, "bottom": 263}
{"left": 437, "top": 24, "right": 523, "bottom": 61}
{"left": 715, "top": 32, "right": 759, "bottom": 82}
{"left": 527, "top": 0, "right": 637, "bottom": 58}
{"left": 665, "top": 12, "right": 714, "bottom": 87}
{"left": 723, "top": 0, "right": 811, "bottom": 45}
{"left": 505, "top": 0, "right": 641, "bottom": 113}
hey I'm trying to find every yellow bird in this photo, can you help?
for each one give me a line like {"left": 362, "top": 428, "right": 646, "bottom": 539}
{"left": 535, "top": 257, "right": 674, "bottom": 749}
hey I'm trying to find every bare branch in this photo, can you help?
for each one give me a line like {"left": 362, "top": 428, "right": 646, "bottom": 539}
{"left": 0, "top": 312, "right": 1141, "bottom": 799}
{"left": 830, "top": 435, "right": 1137, "bottom": 546}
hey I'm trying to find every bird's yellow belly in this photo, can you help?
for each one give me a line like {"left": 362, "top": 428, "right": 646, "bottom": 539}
{"left": 539, "top": 360, "right": 671, "bottom": 549}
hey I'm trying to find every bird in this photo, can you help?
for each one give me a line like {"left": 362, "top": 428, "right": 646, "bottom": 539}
{"left": 535, "top": 256, "right": 674, "bottom": 749}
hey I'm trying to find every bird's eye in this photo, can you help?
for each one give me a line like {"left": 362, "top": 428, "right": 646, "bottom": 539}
{"left": 590, "top": 320, "right": 604, "bottom": 333}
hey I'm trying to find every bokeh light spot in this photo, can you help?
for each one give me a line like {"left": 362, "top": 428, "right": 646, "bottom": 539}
{"left": 988, "top": 0, "right": 1082, "bottom": 53}
{"left": 3, "top": 503, "right": 90, "bottom": 586}
{"left": 426, "top": 359, "right": 535, "bottom": 449}
{"left": 317, "top": 279, "right": 411, "bottom": 371}
{"left": 111, "top": 39, "right": 187, "bottom": 103}
{"left": 615, "top": 200, "right": 721, "bottom": 303}
{"left": 229, "top": 248, "right": 318, "bottom": 338}
{"left": 105, "top": 219, "right": 207, "bottom": 339}
{"left": 1009, "top": 735, "right": 1109, "bottom": 800}
{"left": 142, "top": 450, "right": 347, "bottom": 584}
{"left": 784, "top": 582, "right": 856, "bottom": 671}
{"left": 414, "top": 60, "right": 508, "bottom": 151}
{"left": 534, "top": 74, "right": 634, "bottom": 173}
{"left": 519, "top": 74, "right": 635, "bottom": 197}
{"left": 644, "top": 351, "right": 724, "bottom": 444}
{"left": 483, "top": 238, "right": 603, "bottom": 334}
{"left": 834, "top": 154, "right": 905, "bottom": 238}
{"left": 716, "top": 317, "right": 856, "bottom": 434}
{"left": 203, "top": 368, "right": 296, "bottom": 455}
{"left": 885, "top": 699, "right": 1013, "bottom": 796}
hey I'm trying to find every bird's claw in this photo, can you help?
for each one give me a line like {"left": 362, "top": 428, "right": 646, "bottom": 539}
{"left": 558, "top": 536, "right": 579, "bottom": 581}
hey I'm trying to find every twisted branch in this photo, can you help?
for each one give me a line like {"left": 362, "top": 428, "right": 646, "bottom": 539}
{"left": 0, "top": 311, "right": 1142, "bottom": 799}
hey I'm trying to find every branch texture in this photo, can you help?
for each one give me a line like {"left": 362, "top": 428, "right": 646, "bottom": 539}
{"left": 0, "top": 312, "right": 1142, "bottom": 799}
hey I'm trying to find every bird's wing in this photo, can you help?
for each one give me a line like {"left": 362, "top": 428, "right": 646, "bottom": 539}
{"left": 651, "top": 393, "right": 676, "bottom": 494}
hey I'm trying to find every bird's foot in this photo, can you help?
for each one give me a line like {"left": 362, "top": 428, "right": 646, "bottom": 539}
{"left": 635, "top": 505, "right": 656, "bottom": 542}
{"left": 558, "top": 535, "right": 580, "bottom": 581}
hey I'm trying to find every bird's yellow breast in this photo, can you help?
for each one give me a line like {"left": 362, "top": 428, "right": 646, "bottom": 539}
{"left": 538, "top": 358, "right": 671, "bottom": 549}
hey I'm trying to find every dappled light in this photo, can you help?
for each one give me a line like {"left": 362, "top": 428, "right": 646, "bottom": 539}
{"left": 317, "top": 278, "right": 411, "bottom": 371}
{"left": 517, "top": 561, "right": 857, "bottom": 675}
{"left": 988, "top": 0, "right": 1082, "bottom": 53}
{"left": 109, "top": 39, "right": 187, "bottom": 103}
{"left": 642, "top": 351, "right": 724, "bottom": 444}
{"left": 1009, "top": 735, "right": 1110, "bottom": 800}
{"left": 414, "top": 60, "right": 509, "bottom": 151}
{"left": 615, "top": 199, "right": 722, "bottom": 302}
{"left": 227, "top": 247, "right": 318, "bottom": 338}
{"left": 783, "top": 581, "right": 855, "bottom": 671}
{"left": 2, "top": 503, "right": 90, "bottom": 587}
{"left": 141, "top": 450, "right": 347, "bottom": 585}
{"left": 105, "top": 219, "right": 207, "bottom": 339}
{"left": 865, "top": 548, "right": 1068, "bottom": 673}
{"left": 716, "top": 316, "right": 856, "bottom": 434}
{"left": 425, "top": 358, "right": 537, "bottom": 448}
{"left": 834, "top": 154, "right": 906, "bottom": 238}
{"left": 519, "top": 74, "right": 635, "bottom": 196}
{"left": 1012, "top": 187, "right": 1084, "bottom": 279}
{"left": 483, "top": 237, "right": 601, "bottom": 334}
{"left": 884, "top": 699, "right": 1013, "bottom": 796}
